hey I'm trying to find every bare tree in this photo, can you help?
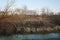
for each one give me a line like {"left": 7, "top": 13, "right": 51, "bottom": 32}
{"left": 41, "top": 8, "right": 46, "bottom": 17}
{"left": 4, "top": 0, "right": 15, "bottom": 15}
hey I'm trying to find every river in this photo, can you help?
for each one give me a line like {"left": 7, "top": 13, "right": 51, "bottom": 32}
{"left": 0, "top": 33, "right": 60, "bottom": 40}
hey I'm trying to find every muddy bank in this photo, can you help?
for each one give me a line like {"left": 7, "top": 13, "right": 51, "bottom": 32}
{"left": 0, "top": 22, "right": 60, "bottom": 35}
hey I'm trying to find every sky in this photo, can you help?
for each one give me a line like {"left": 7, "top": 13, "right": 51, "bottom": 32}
{"left": 0, "top": 0, "right": 60, "bottom": 13}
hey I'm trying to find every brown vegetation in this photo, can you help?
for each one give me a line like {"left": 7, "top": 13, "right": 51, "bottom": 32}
{"left": 0, "top": 0, "right": 60, "bottom": 35}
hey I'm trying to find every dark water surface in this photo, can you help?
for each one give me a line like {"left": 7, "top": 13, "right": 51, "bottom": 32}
{"left": 0, "top": 33, "right": 60, "bottom": 40}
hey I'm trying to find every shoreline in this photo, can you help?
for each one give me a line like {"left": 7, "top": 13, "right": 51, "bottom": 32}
{"left": 0, "top": 22, "right": 60, "bottom": 35}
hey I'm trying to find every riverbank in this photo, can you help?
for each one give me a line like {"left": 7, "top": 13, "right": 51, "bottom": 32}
{"left": 0, "top": 15, "right": 60, "bottom": 35}
{"left": 0, "top": 23, "right": 60, "bottom": 35}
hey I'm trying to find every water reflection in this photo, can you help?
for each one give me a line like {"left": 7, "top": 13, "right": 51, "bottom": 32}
{"left": 0, "top": 33, "right": 60, "bottom": 40}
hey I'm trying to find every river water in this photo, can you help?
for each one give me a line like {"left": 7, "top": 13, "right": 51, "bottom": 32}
{"left": 0, "top": 33, "right": 60, "bottom": 40}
